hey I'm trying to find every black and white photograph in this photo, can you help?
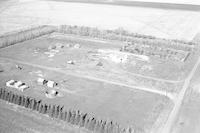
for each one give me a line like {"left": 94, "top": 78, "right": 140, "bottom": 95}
{"left": 0, "top": 0, "right": 200, "bottom": 133}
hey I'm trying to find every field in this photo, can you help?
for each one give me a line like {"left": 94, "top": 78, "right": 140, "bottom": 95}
{"left": 0, "top": 100, "right": 84, "bottom": 133}
{"left": 0, "top": 32, "right": 193, "bottom": 95}
{"left": 0, "top": 31, "right": 177, "bottom": 132}
{"left": 0, "top": 23, "right": 199, "bottom": 133}
{"left": 0, "top": 22, "right": 199, "bottom": 132}
{"left": 1, "top": 0, "right": 200, "bottom": 133}
{"left": 1, "top": 0, "right": 200, "bottom": 41}
{"left": 171, "top": 48, "right": 200, "bottom": 133}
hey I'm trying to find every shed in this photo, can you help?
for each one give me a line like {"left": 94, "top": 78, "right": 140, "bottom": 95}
{"left": 45, "top": 90, "right": 58, "bottom": 98}
{"left": 6, "top": 80, "right": 15, "bottom": 87}
{"left": 37, "top": 78, "right": 47, "bottom": 85}
{"left": 47, "top": 80, "right": 57, "bottom": 88}
{"left": 14, "top": 81, "right": 23, "bottom": 89}
{"left": 67, "top": 60, "right": 75, "bottom": 64}
{"left": 19, "top": 85, "right": 29, "bottom": 92}
{"left": 74, "top": 43, "right": 80, "bottom": 49}
{"left": 55, "top": 43, "right": 64, "bottom": 49}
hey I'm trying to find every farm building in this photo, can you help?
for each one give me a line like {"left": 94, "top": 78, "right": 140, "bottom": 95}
{"left": 37, "top": 78, "right": 58, "bottom": 88}
{"left": 37, "top": 78, "right": 47, "bottom": 85}
{"left": 6, "top": 80, "right": 29, "bottom": 92}
{"left": 47, "top": 80, "right": 58, "bottom": 88}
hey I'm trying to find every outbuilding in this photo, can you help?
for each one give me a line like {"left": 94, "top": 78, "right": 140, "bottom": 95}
{"left": 45, "top": 89, "right": 59, "bottom": 98}
{"left": 37, "top": 78, "right": 47, "bottom": 85}
{"left": 6, "top": 80, "right": 16, "bottom": 87}
{"left": 6, "top": 80, "right": 29, "bottom": 92}
{"left": 18, "top": 85, "right": 29, "bottom": 92}
{"left": 14, "top": 81, "right": 23, "bottom": 89}
{"left": 46, "top": 80, "right": 57, "bottom": 88}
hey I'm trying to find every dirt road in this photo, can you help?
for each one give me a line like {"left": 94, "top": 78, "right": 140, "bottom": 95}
{"left": 161, "top": 56, "right": 200, "bottom": 133}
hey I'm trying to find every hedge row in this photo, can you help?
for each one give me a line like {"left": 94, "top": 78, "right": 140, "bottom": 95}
{"left": 58, "top": 25, "right": 195, "bottom": 49}
{"left": 0, "top": 25, "right": 57, "bottom": 48}
{"left": 0, "top": 25, "right": 194, "bottom": 51}
{"left": 0, "top": 88, "right": 134, "bottom": 133}
{"left": 58, "top": 25, "right": 155, "bottom": 39}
